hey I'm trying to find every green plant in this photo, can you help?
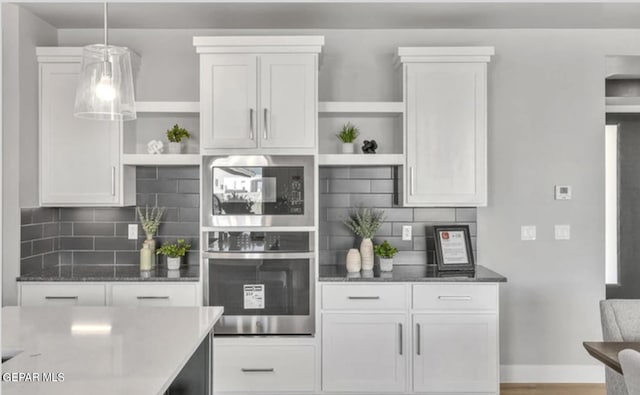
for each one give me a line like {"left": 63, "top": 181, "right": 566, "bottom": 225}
{"left": 136, "top": 206, "right": 165, "bottom": 237}
{"left": 342, "top": 206, "right": 385, "bottom": 239}
{"left": 166, "top": 124, "right": 191, "bottom": 142}
{"left": 156, "top": 239, "right": 191, "bottom": 258}
{"left": 336, "top": 122, "right": 360, "bottom": 143}
{"left": 374, "top": 240, "right": 398, "bottom": 259}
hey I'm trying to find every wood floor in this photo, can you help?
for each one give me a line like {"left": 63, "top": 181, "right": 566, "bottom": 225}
{"left": 500, "top": 383, "right": 605, "bottom": 395}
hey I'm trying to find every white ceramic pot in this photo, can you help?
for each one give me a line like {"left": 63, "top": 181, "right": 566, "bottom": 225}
{"left": 380, "top": 257, "right": 394, "bottom": 272}
{"left": 346, "top": 248, "right": 362, "bottom": 273}
{"left": 168, "top": 141, "right": 183, "bottom": 154}
{"left": 341, "top": 142, "right": 355, "bottom": 154}
{"left": 167, "top": 256, "right": 182, "bottom": 270}
{"left": 360, "top": 238, "right": 374, "bottom": 271}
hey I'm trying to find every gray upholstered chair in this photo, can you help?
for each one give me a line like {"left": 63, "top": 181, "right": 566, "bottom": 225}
{"left": 600, "top": 300, "right": 640, "bottom": 395}
{"left": 620, "top": 349, "right": 640, "bottom": 395}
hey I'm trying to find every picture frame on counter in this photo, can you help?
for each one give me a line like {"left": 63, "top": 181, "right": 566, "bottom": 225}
{"left": 433, "top": 225, "right": 475, "bottom": 272}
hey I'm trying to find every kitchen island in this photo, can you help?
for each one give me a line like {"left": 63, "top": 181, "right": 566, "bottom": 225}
{"left": 2, "top": 306, "right": 223, "bottom": 395}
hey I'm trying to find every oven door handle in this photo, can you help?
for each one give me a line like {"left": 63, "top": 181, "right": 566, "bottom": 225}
{"left": 203, "top": 251, "right": 315, "bottom": 260}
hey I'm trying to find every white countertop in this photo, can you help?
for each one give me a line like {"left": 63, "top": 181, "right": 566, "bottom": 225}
{"left": 1, "top": 306, "right": 224, "bottom": 395}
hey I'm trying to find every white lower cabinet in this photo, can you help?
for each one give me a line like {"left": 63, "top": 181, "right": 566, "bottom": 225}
{"left": 322, "top": 313, "right": 407, "bottom": 392}
{"left": 321, "top": 283, "right": 500, "bottom": 395}
{"left": 109, "top": 283, "right": 198, "bottom": 306}
{"left": 412, "top": 313, "right": 498, "bottom": 393}
{"left": 19, "top": 283, "right": 106, "bottom": 306}
{"left": 214, "top": 342, "right": 316, "bottom": 393}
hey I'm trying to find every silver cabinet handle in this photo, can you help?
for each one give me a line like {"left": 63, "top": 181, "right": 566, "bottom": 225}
{"left": 111, "top": 166, "right": 116, "bottom": 196}
{"left": 409, "top": 167, "right": 415, "bottom": 196}
{"left": 347, "top": 296, "right": 380, "bottom": 300}
{"left": 438, "top": 296, "right": 472, "bottom": 301}
{"left": 263, "top": 108, "right": 269, "bottom": 140}
{"left": 416, "top": 323, "right": 421, "bottom": 355}
{"left": 241, "top": 368, "right": 274, "bottom": 373}
{"left": 136, "top": 296, "right": 170, "bottom": 300}
{"left": 398, "top": 323, "right": 403, "bottom": 356}
{"left": 249, "top": 108, "right": 255, "bottom": 140}
{"left": 45, "top": 296, "right": 78, "bottom": 300}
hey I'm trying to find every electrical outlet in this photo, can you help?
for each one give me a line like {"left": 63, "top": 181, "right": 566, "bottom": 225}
{"left": 521, "top": 225, "right": 536, "bottom": 241}
{"left": 402, "top": 225, "right": 412, "bottom": 241}
{"left": 128, "top": 224, "right": 138, "bottom": 240}
{"left": 555, "top": 224, "right": 571, "bottom": 240}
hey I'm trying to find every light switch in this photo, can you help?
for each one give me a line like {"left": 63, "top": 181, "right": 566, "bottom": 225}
{"left": 128, "top": 224, "right": 138, "bottom": 240}
{"left": 402, "top": 225, "right": 412, "bottom": 241}
{"left": 521, "top": 225, "right": 536, "bottom": 241}
{"left": 555, "top": 185, "right": 572, "bottom": 200}
{"left": 555, "top": 224, "right": 571, "bottom": 240}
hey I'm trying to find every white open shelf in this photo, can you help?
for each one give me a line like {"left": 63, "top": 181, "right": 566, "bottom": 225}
{"left": 318, "top": 101, "right": 403, "bottom": 114}
{"left": 122, "top": 154, "right": 200, "bottom": 166}
{"left": 318, "top": 154, "right": 404, "bottom": 166}
{"left": 136, "top": 101, "right": 200, "bottom": 113}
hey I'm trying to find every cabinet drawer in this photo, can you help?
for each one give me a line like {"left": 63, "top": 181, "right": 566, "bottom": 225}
{"left": 20, "top": 283, "right": 106, "bottom": 306}
{"left": 110, "top": 283, "right": 198, "bottom": 306}
{"left": 214, "top": 344, "right": 315, "bottom": 392}
{"left": 322, "top": 284, "right": 407, "bottom": 311}
{"left": 412, "top": 284, "right": 497, "bottom": 311}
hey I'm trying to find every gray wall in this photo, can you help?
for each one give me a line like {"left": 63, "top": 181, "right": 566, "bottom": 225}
{"left": 9, "top": 25, "right": 633, "bottom": 377}
{"left": 319, "top": 166, "right": 477, "bottom": 266}
{"left": 2, "top": 4, "right": 56, "bottom": 305}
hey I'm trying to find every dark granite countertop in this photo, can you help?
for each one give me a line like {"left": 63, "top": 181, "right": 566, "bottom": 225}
{"left": 319, "top": 264, "right": 506, "bottom": 282}
{"left": 17, "top": 265, "right": 200, "bottom": 282}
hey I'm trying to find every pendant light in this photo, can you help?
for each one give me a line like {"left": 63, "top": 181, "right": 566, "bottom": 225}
{"left": 74, "top": 2, "right": 136, "bottom": 121}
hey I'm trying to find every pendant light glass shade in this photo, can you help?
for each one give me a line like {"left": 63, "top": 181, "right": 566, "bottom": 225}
{"left": 74, "top": 44, "right": 136, "bottom": 121}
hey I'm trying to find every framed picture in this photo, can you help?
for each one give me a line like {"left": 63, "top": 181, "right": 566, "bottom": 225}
{"left": 433, "top": 225, "right": 475, "bottom": 271}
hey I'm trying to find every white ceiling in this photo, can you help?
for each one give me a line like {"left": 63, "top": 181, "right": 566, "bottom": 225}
{"left": 15, "top": 1, "right": 640, "bottom": 29}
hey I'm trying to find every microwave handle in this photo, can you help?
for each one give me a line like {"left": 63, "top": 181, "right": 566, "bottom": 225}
{"left": 204, "top": 252, "right": 315, "bottom": 260}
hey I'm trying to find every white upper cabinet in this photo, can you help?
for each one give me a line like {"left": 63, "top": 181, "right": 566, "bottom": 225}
{"left": 400, "top": 47, "right": 494, "bottom": 207}
{"left": 37, "top": 48, "right": 135, "bottom": 207}
{"left": 194, "top": 36, "right": 323, "bottom": 153}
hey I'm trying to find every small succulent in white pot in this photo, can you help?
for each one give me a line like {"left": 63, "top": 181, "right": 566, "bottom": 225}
{"left": 374, "top": 240, "right": 399, "bottom": 272}
{"left": 156, "top": 239, "right": 191, "bottom": 270}
{"left": 166, "top": 124, "right": 191, "bottom": 154}
{"left": 336, "top": 122, "right": 359, "bottom": 154}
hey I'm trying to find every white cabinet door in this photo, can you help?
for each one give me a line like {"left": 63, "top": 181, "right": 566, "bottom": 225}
{"left": 40, "top": 62, "right": 121, "bottom": 206}
{"left": 110, "top": 283, "right": 198, "bottom": 306}
{"left": 201, "top": 54, "right": 258, "bottom": 149}
{"left": 259, "top": 54, "right": 316, "bottom": 149}
{"left": 20, "top": 283, "right": 106, "bottom": 306}
{"left": 405, "top": 62, "right": 487, "bottom": 206}
{"left": 413, "top": 313, "right": 498, "bottom": 393}
{"left": 322, "top": 313, "right": 407, "bottom": 393}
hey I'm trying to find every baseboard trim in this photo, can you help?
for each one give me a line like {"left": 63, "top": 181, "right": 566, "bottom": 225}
{"left": 500, "top": 365, "right": 605, "bottom": 383}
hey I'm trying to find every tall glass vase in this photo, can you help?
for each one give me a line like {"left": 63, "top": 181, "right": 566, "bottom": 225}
{"left": 360, "top": 238, "right": 374, "bottom": 271}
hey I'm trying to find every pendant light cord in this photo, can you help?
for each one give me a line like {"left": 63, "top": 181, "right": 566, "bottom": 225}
{"left": 103, "top": 2, "right": 108, "bottom": 49}
{"left": 102, "top": 2, "right": 111, "bottom": 76}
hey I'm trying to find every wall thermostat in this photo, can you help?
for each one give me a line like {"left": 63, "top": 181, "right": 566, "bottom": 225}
{"left": 555, "top": 185, "right": 572, "bottom": 200}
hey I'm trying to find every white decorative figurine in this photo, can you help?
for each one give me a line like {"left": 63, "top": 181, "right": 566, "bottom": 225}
{"left": 147, "top": 140, "right": 164, "bottom": 155}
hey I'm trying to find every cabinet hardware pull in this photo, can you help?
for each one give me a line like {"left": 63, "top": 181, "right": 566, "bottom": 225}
{"left": 136, "top": 296, "right": 170, "bottom": 300}
{"left": 263, "top": 108, "right": 269, "bottom": 140}
{"left": 45, "top": 296, "right": 78, "bottom": 300}
{"left": 249, "top": 108, "right": 255, "bottom": 140}
{"left": 416, "top": 323, "right": 421, "bottom": 355}
{"left": 409, "top": 167, "right": 415, "bottom": 196}
{"left": 111, "top": 166, "right": 116, "bottom": 196}
{"left": 241, "top": 368, "right": 275, "bottom": 373}
{"left": 438, "top": 296, "right": 472, "bottom": 301}
{"left": 398, "top": 323, "right": 403, "bottom": 356}
{"left": 347, "top": 296, "right": 380, "bottom": 300}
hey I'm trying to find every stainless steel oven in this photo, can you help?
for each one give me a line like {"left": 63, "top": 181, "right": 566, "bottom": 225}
{"left": 204, "top": 231, "right": 314, "bottom": 335}
{"left": 203, "top": 155, "right": 314, "bottom": 227}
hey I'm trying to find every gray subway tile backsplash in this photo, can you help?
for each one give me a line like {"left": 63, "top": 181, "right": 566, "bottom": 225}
{"left": 319, "top": 165, "right": 477, "bottom": 266}
{"left": 20, "top": 166, "right": 200, "bottom": 274}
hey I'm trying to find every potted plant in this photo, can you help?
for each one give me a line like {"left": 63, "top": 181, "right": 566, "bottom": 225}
{"left": 166, "top": 124, "right": 191, "bottom": 154}
{"left": 343, "top": 207, "right": 385, "bottom": 270}
{"left": 157, "top": 239, "right": 191, "bottom": 270}
{"left": 336, "top": 122, "right": 360, "bottom": 154}
{"left": 374, "top": 240, "right": 399, "bottom": 272}
{"left": 136, "top": 206, "right": 165, "bottom": 269}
